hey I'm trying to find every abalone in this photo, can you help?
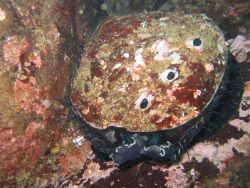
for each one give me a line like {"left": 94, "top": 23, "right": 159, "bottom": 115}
{"left": 70, "top": 12, "right": 237, "bottom": 165}
{"left": 71, "top": 12, "right": 228, "bottom": 132}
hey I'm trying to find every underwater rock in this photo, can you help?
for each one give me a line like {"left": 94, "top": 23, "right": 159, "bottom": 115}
{"left": 0, "top": 0, "right": 95, "bottom": 186}
{"left": 228, "top": 35, "right": 250, "bottom": 63}
{"left": 100, "top": 0, "right": 167, "bottom": 16}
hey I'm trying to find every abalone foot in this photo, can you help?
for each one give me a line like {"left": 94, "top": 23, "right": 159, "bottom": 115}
{"left": 68, "top": 54, "right": 244, "bottom": 165}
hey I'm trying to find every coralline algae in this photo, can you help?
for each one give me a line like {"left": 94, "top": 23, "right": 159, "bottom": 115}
{"left": 71, "top": 12, "right": 228, "bottom": 132}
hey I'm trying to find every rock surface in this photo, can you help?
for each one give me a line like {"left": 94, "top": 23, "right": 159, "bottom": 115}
{"left": 0, "top": 0, "right": 250, "bottom": 187}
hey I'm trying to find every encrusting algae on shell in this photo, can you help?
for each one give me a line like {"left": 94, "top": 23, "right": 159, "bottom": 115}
{"left": 71, "top": 12, "right": 228, "bottom": 132}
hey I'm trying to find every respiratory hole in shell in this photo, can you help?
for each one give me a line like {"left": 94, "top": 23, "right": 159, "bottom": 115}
{"left": 140, "top": 98, "right": 149, "bottom": 109}
{"left": 167, "top": 71, "right": 176, "bottom": 80}
{"left": 162, "top": 68, "right": 179, "bottom": 82}
{"left": 193, "top": 38, "right": 202, "bottom": 46}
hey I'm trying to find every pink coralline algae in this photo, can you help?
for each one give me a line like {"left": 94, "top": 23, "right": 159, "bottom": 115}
{"left": 228, "top": 35, "right": 250, "bottom": 63}
{"left": 0, "top": 0, "right": 94, "bottom": 186}
{"left": 2, "top": 36, "right": 30, "bottom": 71}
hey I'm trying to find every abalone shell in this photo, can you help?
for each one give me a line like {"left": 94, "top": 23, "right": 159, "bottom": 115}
{"left": 71, "top": 12, "right": 228, "bottom": 132}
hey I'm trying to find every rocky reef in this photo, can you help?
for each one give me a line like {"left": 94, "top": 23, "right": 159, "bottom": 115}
{"left": 0, "top": 0, "right": 250, "bottom": 187}
{"left": 0, "top": 0, "right": 95, "bottom": 186}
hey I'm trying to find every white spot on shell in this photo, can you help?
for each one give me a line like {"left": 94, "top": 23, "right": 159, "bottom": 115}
{"left": 118, "top": 83, "right": 129, "bottom": 92}
{"left": 151, "top": 40, "right": 172, "bottom": 61}
{"left": 73, "top": 136, "right": 85, "bottom": 146}
{"left": 127, "top": 48, "right": 145, "bottom": 80}
{"left": 217, "top": 59, "right": 225, "bottom": 65}
{"left": 149, "top": 109, "right": 157, "bottom": 115}
{"left": 129, "top": 40, "right": 135, "bottom": 45}
{"left": 112, "top": 63, "right": 122, "bottom": 70}
{"left": 159, "top": 21, "right": 169, "bottom": 27}
{"left": 193, "top": 90, "right": 201, "bottom": 99}
{"left": 140, "top": 21, "right": 148, "bottom": 29}
{"left": 123, "top": 52, "right": 129, "bottom": 59}
{"left": 159, "top": 17, "right": 169, "bottom": 21}
{"left": 217, "top": 44, "right": 224, "bottom": 53}
{"left": 200, "top": 23, "right": 207, "bottom": 30}
{"left": 96, "top": 97, "right": 104, "bottom": 105}
{"left": 155, "top": 115, "right": 169, "bottom": 124}
{"left": 134, "top": 48, "right": 145, "bottom": 68}
{"left": 138, "top": 33, "right": 152, "bottom": 40}
{"left": 205, "top": 63, "right": 214, "bottom": 72}
{"left": 100, "top": 60, "right": 106, "bottom": 65}
{"left": 169, "top": 52, "right": 183, "bottom": 64}
{"left": 132, "top": 74, "right": 140, "bottom": 81}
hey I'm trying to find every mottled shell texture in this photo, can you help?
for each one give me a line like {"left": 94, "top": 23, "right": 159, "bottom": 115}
{"left": 71, "top": 13, "right": 228, "bottom": 132}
